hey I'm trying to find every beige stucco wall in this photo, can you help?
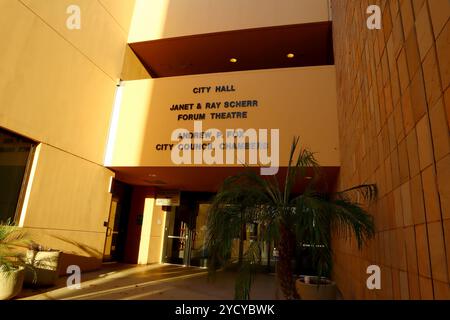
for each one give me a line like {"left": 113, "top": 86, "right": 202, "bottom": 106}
{"left": 148, "top": 205, "right": 167, "bottom": 263}
{"left": 128, "top": 0, "right": 331, "bottom": 42}
{"left": 121, "top": 45, "right": 151, "bottom": 80}
{"left": 108, "top": 66, "right": 340, "bottom": 168}
{"left": 0, "top": 0, "right": 136, "bottom": 263}
{"left": 20, "top": 144, "right": 114, "bottom": 258}
{"left": 0, "top": 0, "right": 135, "bottom": 164}
{"left": 138, "top": 198, "right": 167, "bottom": 264}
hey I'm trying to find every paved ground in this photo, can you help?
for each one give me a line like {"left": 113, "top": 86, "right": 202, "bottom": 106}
{"left": 18, "top": 264, "right": 279, "bottom": 300}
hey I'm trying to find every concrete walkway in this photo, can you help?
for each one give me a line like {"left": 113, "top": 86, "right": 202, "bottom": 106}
{"left": 18, "top": 264, "right": 279, "bottom": 300}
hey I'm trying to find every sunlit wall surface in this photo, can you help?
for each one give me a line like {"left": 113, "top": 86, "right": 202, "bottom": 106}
{"left": 332, "top": 0, "right": 450, "bottom": 300}
{"left": 128, "top": 0, "right": 331, "bottom": 42}
{"left": 0, "top": 0, "right": 137, "bottom": 269}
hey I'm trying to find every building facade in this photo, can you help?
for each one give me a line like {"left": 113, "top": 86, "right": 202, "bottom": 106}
{"left": 0, "top": 0, "right": 448, "bottom": 299}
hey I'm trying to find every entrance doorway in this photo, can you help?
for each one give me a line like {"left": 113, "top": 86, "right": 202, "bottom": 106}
{"left": 103, "top": 198, "right": 119, "bottom": 261}
{"left": 103, "top": 180, "right": 132, "bottom": 262}
{"left": 162, "top": 192, "right": 213, "bottom": 267}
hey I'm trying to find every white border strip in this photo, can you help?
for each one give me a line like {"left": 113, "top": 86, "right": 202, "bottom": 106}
{"left": 18, "top": 144, "right": 41, "bottom": 227}
{"left": 104, "top": 82, "right": 124, "bottom": 166}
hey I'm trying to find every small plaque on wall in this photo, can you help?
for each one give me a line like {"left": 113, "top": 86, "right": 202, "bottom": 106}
{"left": 156, "top": 190, "right": 180, "bottom": 206}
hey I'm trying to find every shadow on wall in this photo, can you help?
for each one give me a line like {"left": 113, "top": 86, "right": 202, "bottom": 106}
{"left": 51, "top": 235, "right": 103, "bottom": 276}
{"left": 26, "top": 232, "right": 103, "bottom": 276}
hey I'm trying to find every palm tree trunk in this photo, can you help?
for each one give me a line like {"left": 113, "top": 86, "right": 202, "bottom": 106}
{"left": 238, "top": 224, "right": 245, "bottom": 265}
{"left": 277, "top": 222, "right": 299, "bottom": 299}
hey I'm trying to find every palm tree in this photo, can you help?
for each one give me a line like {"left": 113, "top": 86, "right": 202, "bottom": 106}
{"left": 0, "top": 222, "right": 29, "bottom": 273}
{"left": 206, "top": 137, "right": 376, "bottom": 299}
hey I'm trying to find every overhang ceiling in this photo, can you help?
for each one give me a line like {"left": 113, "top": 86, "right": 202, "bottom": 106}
{"left": 129, "top": 21, "right": 334, "bottom": 78}
{"left": 110, "top": 166, "right": 339, "bottom": 193}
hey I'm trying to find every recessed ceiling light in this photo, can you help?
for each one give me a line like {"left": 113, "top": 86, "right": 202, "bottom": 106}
{"left": 287, "top": 53, "right": 295, "bottom": 59}
{"left": 229, "top": 58, "right": 238, "bottom": 63}
{"left": 305, "top": 176, "right": 313, "bottom": 180}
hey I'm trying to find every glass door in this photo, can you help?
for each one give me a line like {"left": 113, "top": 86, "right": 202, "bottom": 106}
{"left": 162, "top": 193, "right": 213, "bottom": 267}
{"left": 163, "top": 206, "right": 191, "bottom": 265}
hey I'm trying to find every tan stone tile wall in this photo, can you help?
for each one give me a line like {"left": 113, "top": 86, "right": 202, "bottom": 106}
{"left": 331, "top": 0, "right": 449, "bottom": 299}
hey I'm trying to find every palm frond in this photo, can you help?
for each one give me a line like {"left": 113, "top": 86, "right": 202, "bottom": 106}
{"left": 328, "top": 198, "right": 375, "bottom": 249}
{"left": 0, "top": 223, "right": 30, "bottom": 273}
{"left": 283, "top": 137, "right": 319, "bottom": 204}
{"left": 336, "top": 184, "right": 378, "bottom": 203}
{"left": 293, "top": 191, "right": 375, "bottom": 250}
{"left": 206, "top": 168, "right": 286, "bottom": 276}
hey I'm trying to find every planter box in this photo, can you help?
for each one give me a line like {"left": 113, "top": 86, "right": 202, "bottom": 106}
{"left": 24, "top": 250, "right": 61, "bottom": 287}
{"left": 295, "top": 276, "right": 337, "bottom": 300}
{"left": 0, "top": 266, "right": 25, "bottom": 300}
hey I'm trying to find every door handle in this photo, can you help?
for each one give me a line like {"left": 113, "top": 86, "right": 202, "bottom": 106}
{"left": 168, "top": 235, "right": 188, "bottom": 239}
